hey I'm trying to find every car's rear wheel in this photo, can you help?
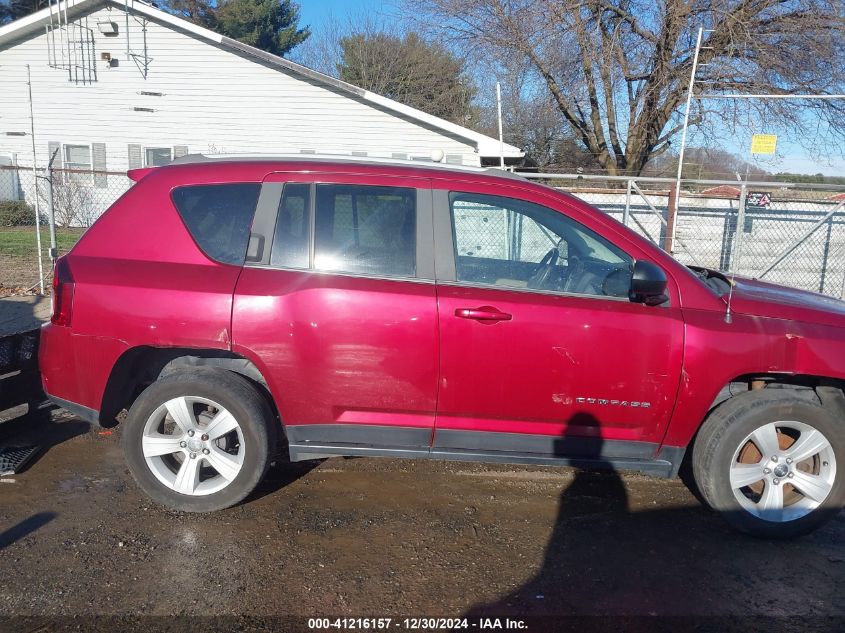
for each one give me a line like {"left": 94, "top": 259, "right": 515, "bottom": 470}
{"left": 122, "top": 369, "right": 275, "bottom": 512}
{"left": 693, "top": 389, "right": 845, "bottom": 538}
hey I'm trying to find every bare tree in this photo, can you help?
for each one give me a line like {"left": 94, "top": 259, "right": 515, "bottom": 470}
{"left": 41, "top": 178, "right": 94, "bottom": 227}
{"left": 475, "top": 60, "right": 600, "bottom": 169}
{"left": 292, "top": 10, "right": 372, "bottom": 76}
{"left": 405, "top": 0, "right": 845, "bottom": 175}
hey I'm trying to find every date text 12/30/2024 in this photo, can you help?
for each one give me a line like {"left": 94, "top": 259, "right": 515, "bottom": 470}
{"left": 308, "top": 618, "right": 528, "bottom": 630}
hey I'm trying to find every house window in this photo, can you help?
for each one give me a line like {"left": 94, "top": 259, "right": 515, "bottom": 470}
{"left": 63, "top": 144, "right": 92, "bottom": 183}
{"left": 145, "top": 147, "right": 173, "bottom": 166}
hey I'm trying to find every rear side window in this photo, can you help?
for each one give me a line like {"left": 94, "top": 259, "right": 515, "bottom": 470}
{"left": 171, "top": 183, "right": 260, "bottom": 265}
{"left": 313, "top": 184, "right": 416, "bottom": 277}
{"left": 271, "top": 183, "right": 310, "bottom": 268}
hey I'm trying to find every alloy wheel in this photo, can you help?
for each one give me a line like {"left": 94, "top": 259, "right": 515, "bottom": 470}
{"left": 141, "top": 396, "right": 246, "bottom": 496}
{"left": 730, "top": 420, "right": 836, "bottom": 522}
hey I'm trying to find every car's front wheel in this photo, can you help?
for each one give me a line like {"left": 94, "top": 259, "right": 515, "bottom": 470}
{"left": 122, "top": 369, "right": 276, "bottom": 512}
{"left": 693, "top": 389, "right": 845, "bottom": 538}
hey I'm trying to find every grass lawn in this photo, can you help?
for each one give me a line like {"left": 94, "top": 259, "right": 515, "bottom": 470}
{"left": 0, "top": 227, "right": 85, "bottom": 287}
{"left": 0, "top": 226, "right": 85, "bottom": 258}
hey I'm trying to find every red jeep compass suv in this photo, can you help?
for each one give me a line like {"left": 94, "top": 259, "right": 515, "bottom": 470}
{"left": 39, "top": 156, "right": 845, "bottom": 538}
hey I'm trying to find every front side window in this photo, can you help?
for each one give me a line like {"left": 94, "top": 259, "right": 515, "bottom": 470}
{"left": 171, "top": 183, "right": 261, "bottom": 265}
{"left": 313, "top": 184, "right": 416, "bottom": 277}
{"left": 63, "top": 144, "right": 92, "bottom": 183}
{"left": 450, "top": 192, "right": 632, "bottom": 298}
{"left": 145, "top": 147, "right": 173, "bottom": 167}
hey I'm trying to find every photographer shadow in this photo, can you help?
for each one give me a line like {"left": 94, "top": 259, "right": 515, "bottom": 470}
{"left": 464, "top": 412, "right": 634, "bottom": 617}
{"left": 460, "top": 412, "right": 832, "bottom": 620}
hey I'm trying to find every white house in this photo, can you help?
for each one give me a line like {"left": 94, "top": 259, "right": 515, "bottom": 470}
{"left": 0, "top": 0, "right": 523, "bottom": 182}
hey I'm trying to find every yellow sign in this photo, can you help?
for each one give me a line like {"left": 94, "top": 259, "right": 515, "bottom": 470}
{"left": 751, "top": 134, "right": 778, "bottom": 154}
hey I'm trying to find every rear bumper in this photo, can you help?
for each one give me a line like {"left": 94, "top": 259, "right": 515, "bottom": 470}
{"left": 40, "top": 324, "right": 74, "bottom": 400}
{"left": 39, "top": 322, "right": 102, "bottom": 425}
{"left": 46, "top": 393, "right": 100, "bottom": 425}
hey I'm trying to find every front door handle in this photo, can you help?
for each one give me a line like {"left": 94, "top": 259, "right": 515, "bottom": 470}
{"left": 454, "top": 306, "right": 513, "bottom": 321}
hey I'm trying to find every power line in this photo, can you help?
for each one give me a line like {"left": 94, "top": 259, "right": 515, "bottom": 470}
{"left": 698, "top": 94, "right": 845, "bottom": 100}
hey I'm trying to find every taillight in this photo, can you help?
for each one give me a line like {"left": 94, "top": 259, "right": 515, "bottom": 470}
{"left": 51, "top": 256, "right": 74, "bottom": 326}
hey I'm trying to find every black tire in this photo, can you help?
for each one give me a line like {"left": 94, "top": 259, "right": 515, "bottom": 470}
{"left": 692, "top": 389, "right": 845, "bottom": 538}
{"left": 122, "top": 369, "right": 276, "bottom": 512}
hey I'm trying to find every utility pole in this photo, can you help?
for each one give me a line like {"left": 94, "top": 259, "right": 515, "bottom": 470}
{"left": 496, "top": 82, "right": 505, "bottom": 169}
{"left": 26, "top": 64, "right": 45, "bottom": 295}
{"left": 671, "top": 27, "right": 704, "bottom": 255}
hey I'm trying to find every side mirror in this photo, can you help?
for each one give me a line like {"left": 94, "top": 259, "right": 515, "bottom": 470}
{"left": 629, "top": 260, "right": 668, "bottom": 306}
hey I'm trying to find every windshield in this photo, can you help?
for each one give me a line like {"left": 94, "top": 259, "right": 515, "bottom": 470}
{"left": 688, "top": 266, "right": 732, "bottom": 295}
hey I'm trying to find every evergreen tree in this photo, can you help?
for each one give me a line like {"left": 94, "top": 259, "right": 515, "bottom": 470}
{"left": 1, "top": 0, "right": 49, "bottom": 24}
{"left": 214, "top": 0, "right": 309, "bottom": 57}
{"left": 338, "top": 32, "right": 475, "bottom": 125}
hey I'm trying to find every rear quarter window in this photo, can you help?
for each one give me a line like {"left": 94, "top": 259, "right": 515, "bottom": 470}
{"left": 171, "top": 183, "right": 261, "bottom": 265}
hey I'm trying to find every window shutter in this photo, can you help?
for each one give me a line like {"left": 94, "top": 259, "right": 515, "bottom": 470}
{"left": 173, "top": 145, "right": 189, "bottom": 158}
{"left": 128, "top": 144, "right": 142, "bottom": 169}
{"left": 48, "top": 141, "right": 62, "bottom": 183}
{"left": 92, "top": 142, "right": 107, "bottom": 187}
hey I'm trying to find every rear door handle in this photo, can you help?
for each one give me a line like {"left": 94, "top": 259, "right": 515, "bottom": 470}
{"left": 454, "top": 306, "right": 512, "bottom": 321}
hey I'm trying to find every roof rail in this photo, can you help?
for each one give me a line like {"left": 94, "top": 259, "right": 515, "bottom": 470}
{"left": 167, "top": 153, "right": 527, "bottom": 181}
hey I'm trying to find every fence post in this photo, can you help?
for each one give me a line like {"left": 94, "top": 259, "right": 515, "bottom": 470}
{"left": 46, "top": 156, "right": 58, "bottom": 262}
{"left": 733, "top": 184, "right": 748, "bottom": 275}
{"left": 840, "top": 265, "right": 845, "bottom": 300}
{"left": 623, "top": 179, "right": 632, "bottom": 227}
{"left": 664, "top": 182, "right": 678, "bottom": 253}
{"left": 836, "top": 191, "right": 845, "bottom": 298}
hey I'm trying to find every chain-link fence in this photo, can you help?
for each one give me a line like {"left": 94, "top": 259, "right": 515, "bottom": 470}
{"left": 1, "top": 164, "right": 844, "bottom": 299}
{"left": 0, "top": 164, "right": 132, "bottom": 293}
{"left": 523, "top": 174, "right": 845, "bottom": 299}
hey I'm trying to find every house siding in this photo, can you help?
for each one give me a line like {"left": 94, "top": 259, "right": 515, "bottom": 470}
{"left": 0, "top": 2, "right": 480, "bottom": 173}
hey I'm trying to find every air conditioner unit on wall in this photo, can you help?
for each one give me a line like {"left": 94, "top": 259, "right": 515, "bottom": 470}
{"left": 97, "top": 21, "right": 118, "bottom": 35}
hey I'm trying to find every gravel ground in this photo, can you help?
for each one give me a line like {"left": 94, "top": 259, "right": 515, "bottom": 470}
{"left": 0, "top": 411, "right": 843, "bottom": 630}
